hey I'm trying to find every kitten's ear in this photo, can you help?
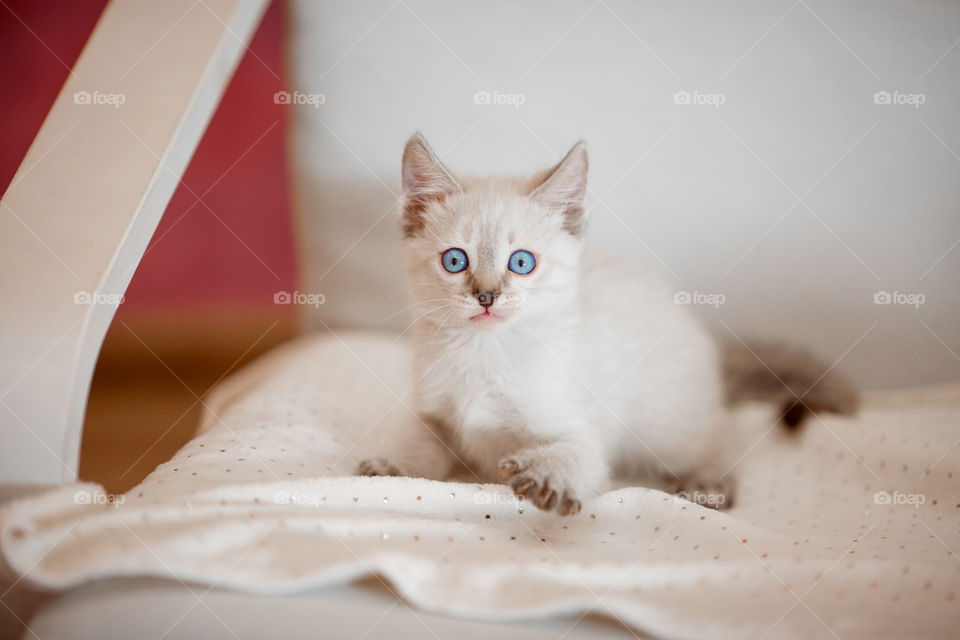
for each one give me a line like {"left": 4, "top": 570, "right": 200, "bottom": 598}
{"left": 529, "top": 141, "right": 588, "bottom": 235}
{"left": 401, "top": 133, "right": 461, "bottom": 237}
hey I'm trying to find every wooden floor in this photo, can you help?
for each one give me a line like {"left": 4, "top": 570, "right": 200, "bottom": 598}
{"left": 0, "top": 309, "right": 297, "bottom": 639}
{"left": 79, "top": 308, "right": 297, "bottom": 495}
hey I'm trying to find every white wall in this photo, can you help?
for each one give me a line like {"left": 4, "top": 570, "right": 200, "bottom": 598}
{"left": 288, "top": 0, "right": 960, "bottom": 390}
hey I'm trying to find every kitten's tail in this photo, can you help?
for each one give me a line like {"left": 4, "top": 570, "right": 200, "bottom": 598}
{"left": 722, "top": 342, "right": 859, "bottom": 430}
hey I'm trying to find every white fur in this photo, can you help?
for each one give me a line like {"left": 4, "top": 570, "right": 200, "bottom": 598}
{"left": 359, "top": 135, "right": 723, "bottom": 514}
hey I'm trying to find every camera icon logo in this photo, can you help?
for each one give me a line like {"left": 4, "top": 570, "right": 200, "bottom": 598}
{"left": 673, "top": 91, "right": 691, "bottom": 105}
{"left": 873, "top": 491, "right": 891, "bottom": 505}
{"left": 476, "top": 291, "right": 496, "bottom": 306}
{"left": 474, "top": 90, "right": 491, "bottom": 105}
{"left": 873, "top": 91, "right": 891, "bottom": 105}
{"left": 873, "top": 291, "right": 892, "bottom": 305}
{"left": 673, "top": 290, "right": 692, "bottom": 304}
{"left": 274, "top": 291, "right": 292, "bottom": 304}
{"left": 73, "top": 91, "right": 92, "bottom": 105}
{"left": 273, "top": 91, "right": 292, "bottom": 105}
{"left": 73, "top": 291, "right": 92, "bottom": 304}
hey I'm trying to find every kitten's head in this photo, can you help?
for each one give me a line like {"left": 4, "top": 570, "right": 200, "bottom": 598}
{"left": 400, "top": 133, "right": 588, "bottom": 330}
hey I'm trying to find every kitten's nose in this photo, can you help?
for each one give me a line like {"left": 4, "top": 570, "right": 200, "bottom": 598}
{"left": 475, "top": 291, "right": 498, "bottom": 308}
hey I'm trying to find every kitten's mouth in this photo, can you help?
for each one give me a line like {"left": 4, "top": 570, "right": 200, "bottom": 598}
{"left": 469, "top": 310, "right": 503, "bottom": 325}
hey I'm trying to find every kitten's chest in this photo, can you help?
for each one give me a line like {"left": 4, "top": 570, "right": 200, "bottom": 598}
{"left": 419, "top": 340, "right": 525, "bottom": 429}
{"left": 418, "top": 334, "right": 564, "bottom": 433}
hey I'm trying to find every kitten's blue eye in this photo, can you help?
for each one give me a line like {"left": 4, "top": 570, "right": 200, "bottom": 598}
{"left": 441, "top": 248, "right": 469, "bottom": 273}
{"left": 508, "top": 250, "right": 536, "bottom": 275}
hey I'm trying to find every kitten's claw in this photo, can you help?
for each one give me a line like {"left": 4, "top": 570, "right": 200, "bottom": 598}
{"left": 356, "top": 458, "right": 402, "bottom": 477}
{"left": 499, "top": 456, "right": 582, "bottom": 516}
{"left": 499, "top": 460, "right": 519, "bottom": 475}
{"left": 513, "top": 477, "right": 537, "bottom": 497}
{"left": 536, "top": 486, "right": 558, "bottom": 511}
{"left": 558, "top": 493, "right": 582, "bottom": 516}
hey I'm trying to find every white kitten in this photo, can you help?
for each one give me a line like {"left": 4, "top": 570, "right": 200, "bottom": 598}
{"left": 357, "top": 133, "right": 857, "bottom": 515}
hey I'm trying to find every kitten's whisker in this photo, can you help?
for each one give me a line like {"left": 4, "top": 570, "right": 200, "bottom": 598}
{"left": 402, "top": 280, "right": 463, "bottom": 298}
{"left": 390, "top": 280, "right": 450, "bottom": 293}
{"left": 429, "top": 307, "right": 458, "bottom": 343}
{"left": 430, "top": 283, "right": 463, "bottom": 296}
{"left": 394, "top": 303, "right": 451, "bottom": 342}
{"left": 364, "top": 299, "right": 451, "bottom": 325}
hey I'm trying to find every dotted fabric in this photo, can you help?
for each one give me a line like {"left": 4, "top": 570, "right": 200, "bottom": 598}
{"left": 2, "top": 333, "right": 958, "bottom": 638}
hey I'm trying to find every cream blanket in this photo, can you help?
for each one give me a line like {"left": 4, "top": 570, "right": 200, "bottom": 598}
{"left": 2, "top": 333, "right": 958, "bottom": 638}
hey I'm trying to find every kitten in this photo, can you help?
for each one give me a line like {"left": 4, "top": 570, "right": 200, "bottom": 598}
{"left": 357, "top": 133, "right": 858, "bottom": 515}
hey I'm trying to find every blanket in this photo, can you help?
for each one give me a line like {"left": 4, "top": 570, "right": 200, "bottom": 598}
{"left": 2, "top": 333, "right": 958, "bottom": 638}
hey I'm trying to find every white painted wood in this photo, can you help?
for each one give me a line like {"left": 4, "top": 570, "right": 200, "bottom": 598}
{"left": 0, "top": 0, "right": 269, "bottom": 484}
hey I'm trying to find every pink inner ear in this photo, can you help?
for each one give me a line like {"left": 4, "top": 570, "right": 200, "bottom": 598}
{"left": 402, "top": 190, "right": 449, "bottom": 237}
{"left": 530, "top": 142, "right": 589, "bottom": 234}
{"left": 401, "top": 135, "right": 460, "bottom": 236}
{"left": 402, "top": 162, "right": 419, "bottom": 195}
{"left": 401, "top": 194, "right": 439, "bottom": 237}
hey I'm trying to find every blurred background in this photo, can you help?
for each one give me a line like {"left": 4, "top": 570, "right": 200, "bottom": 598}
{"left": 1, "top": 0, "right": 297, "bottom": 493}
{"left": 3, "top": 0, "right": 959, "bottom": 495}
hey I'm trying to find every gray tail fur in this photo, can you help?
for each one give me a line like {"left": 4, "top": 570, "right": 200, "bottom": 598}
{"left": 722, "top": 342, "right": 859, "bottom": 430}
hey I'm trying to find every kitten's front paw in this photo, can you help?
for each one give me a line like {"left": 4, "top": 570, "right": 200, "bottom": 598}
{"left": 356, "top": 458, "right": 402, "bottom": 477}
{"left": 498, "top": 457, "right": 582, "bottom": 516}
